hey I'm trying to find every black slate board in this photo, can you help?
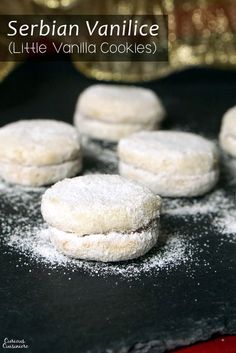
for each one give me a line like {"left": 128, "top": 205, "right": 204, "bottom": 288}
{"left": 0, "top": 58, "right": 236, "bottom": 353}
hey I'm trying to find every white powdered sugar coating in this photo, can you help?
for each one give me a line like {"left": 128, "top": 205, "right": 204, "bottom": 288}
{"left": 76, "top": 84, "right": 165, "bottom": 124}
{"left": 43, "top": 174, "right": 155, "bottom": 208}
{"left": 41, "top": 174, "right": 161, "bottom": 235}
{"left": 124, "top": 131, "right": 216, "bottom": 155}
{"left": 49, "top": 219, "right": 159, "bottom": 262}
{"left": 118, "top": 131, "right": 219, "bottom": 175}
{"left": 219, "top": 106, "right": 236, "bottom": 158}
{"left": 0, "top": 119, "right": 81, "bottom": 166}
{"left": 0, "top": 119, "right": 79, "bottom": 146}
{"left": 118, "top": 131, "right": 219, "bottom": 197}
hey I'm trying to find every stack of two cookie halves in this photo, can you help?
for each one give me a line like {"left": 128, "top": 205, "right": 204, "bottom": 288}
{"left": 74, "top": 85, "right": 166, "bottom": 142}
{"left": 41, "top": 175, "right": 162, "bottom": 262}
{"left": 0, "top": 120, "right": 82, "bottom": 186}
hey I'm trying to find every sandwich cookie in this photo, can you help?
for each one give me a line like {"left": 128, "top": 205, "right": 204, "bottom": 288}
{"left": 118, "top": 131, "right": 219, "bottom": 197}
{"left": 0, "top": 119, "right": 82, "bottom": 186}
{"left": 74, "top": 84, "right": 165, "bottom": 142}
{"left": 219, "top": 106, "right": 236, "bottom": 157}
{"left": 41, "top": 174, "right": 162, "bottom": 262}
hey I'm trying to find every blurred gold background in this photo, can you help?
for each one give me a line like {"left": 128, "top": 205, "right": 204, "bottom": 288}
{"left": 0, "top": 0, "right": 235, "bottom": 82}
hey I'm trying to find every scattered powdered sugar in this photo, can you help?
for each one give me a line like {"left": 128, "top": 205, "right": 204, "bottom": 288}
{"left": 7, "top": 225, "right": 191, "bottom": 277}
{"left": 162, "top": 189, "right": 231, "bottom": 217}
{"left": 82, "top": 137, "right": 118, "bottom": 174}
{"left": 163, "top": 189, "right": 236, "bottom": 243}
{"left": 0, "top": 178, "right": 194, "bottom": 278}
{"left": 217, "top": 212, "right": 236, "bottom": 236}
{"left": 0, "top": 142, "right": 236, "bottom": 278}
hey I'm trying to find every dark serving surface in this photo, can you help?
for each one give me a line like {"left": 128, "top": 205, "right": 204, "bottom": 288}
{"left": 0, "top": 59, "right": 236, "bottom": 353}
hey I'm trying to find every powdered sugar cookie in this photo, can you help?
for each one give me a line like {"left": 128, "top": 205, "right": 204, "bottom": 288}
{"left": 41, "top": 174, "right": 161, "bottom": 262}
{"left": 0, "top": 119, "right": 82, "bottom": 186}
{"left": 74, "top": 84, "right": 165, "bottom": 142}
{"left": 118, "top": 131, "right": 219, "bottom": 197}
{"left": 219, "top": 106, "right": 236, "bottom": 157}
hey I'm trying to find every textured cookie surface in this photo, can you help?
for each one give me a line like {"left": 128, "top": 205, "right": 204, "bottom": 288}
{"left": 219, "top": 106, "right": 236, "bottom": 157}
{"left": 0, "top": 159, "right": 82, "bottom": 187}
{"left": 50, "top": 220, "right": 159, "bottom": 262}
{"left": 75, "top": 113, "right": 158, "bottom": 142}
{"left": 119, "top": 131, "right": 219, "bottom": 176}
{"left": 41, "top": 174, "right": 161, "bottom": 235}
{"left": 119, "top": 162, "right": 219, "bottom": 197}
{"left": 76, "top": 84, "right": 165, "bottom": 125}
{"left": 118, "top": 131, "right": 219, "bottom": 197}
{"left": 0, "top": 119, "right": 81, "bottom": 166}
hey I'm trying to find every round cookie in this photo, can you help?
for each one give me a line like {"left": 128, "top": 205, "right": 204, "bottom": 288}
{"left": 219, "top": 106, "right": 236, "bottom": 157}
{"left": 118, "top": 131, "right": 219, "bottom": 197}
{"left": 41, "top": 174, "right": 161, "bottom": 262}
{"left": 0, "top": 119, "right": 82, "bottom": 186}
{"left": 74, "top": 84, "right": 165, "bottom": 142}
